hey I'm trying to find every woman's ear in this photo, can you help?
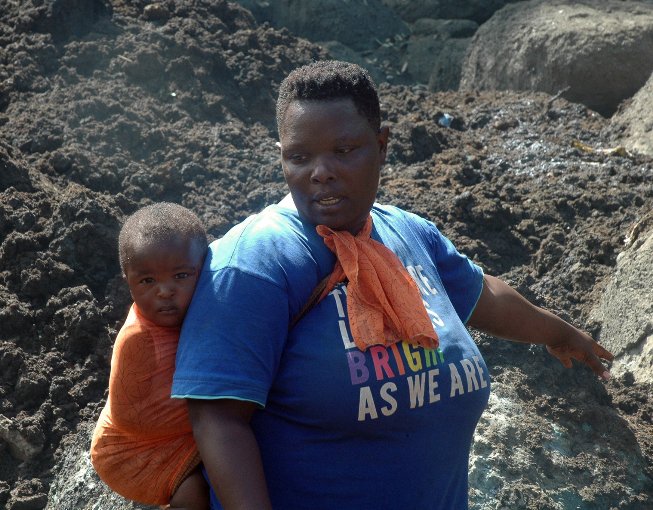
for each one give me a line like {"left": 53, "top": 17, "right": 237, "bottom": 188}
{"left": 378, "top": 126, "right": 390, "bottom": 160}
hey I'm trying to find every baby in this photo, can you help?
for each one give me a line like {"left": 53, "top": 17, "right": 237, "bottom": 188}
{"left": 91, "top": 202, "right": 209, "bottom": 510}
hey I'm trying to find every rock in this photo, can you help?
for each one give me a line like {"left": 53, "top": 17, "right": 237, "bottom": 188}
{"left": 6, "top": 479, "right": 48, "bottom": 510}
{"left": 234, "top": 0, "right": 410, "bottom": 52}
{"left": 0, "top": 414, "right": 43, "bottom": 461}
{"left": 590, "top": 221, "right": 653, "bottom": 384}
{"left": 19, "top": 0, "right": 112, "bottom": 42}
{"left": 0, "top": 482, "right": 8, "bottom": 509}
{"left": 469, "top": 370, "right": 651, "bottom": 509}
{"left": 0, "top": 1, "right": 650, "bottom": 507}
{"left": 405, "top": 32, "right": 471, "bottom": 90}
{"left": 608, "top": 71, "right": 653, "bottom": 157}
{"left": 142, "top": 2, "right": 170, "bottom": 22}
{"left": 0, "top": 145, "right": 32, "bottom": 192}
{"left": 410, "top": 18, "right": 479, "bottom": 38}
{"left": 460, "top": 0, "right": 653, "bottom": 116}
{"left": 45, "top": 421, "right": 154, "bottom": 510}
{"left": 380, "top": 0, "right": 512, "bottom": 24}
{"left": 318, "top": 41, "right": 388, "bottom": 85}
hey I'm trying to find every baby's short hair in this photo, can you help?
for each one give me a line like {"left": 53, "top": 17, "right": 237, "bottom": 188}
{"left": 276, "top": 60, "right": 381, "bottom": 133}
{"left": 118, "top": 202, "right": 207, "bottom": 273}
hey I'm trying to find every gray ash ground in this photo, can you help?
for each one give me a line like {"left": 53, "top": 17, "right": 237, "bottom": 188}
{"left": 0, "top": 1, "right": 651, "bottom": 508}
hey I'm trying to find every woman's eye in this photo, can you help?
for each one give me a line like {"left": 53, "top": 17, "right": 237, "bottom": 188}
{"left": 175, "top": 272, "right": 190, "bottom": 279}
{"left": 336, "top": 146, "right": 354, "bottom": 155}
{"left": 288, "top": 153, "right": 306, "bottom": 163}
{"left": 139, "top": 277, "right": 154, "bottom": 285}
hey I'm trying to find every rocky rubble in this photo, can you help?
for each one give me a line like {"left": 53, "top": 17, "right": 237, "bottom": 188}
{"left": 0, "top": 1, "right": 651, "bottom": 509}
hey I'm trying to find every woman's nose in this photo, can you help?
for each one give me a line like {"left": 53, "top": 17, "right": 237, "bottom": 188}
{"left": 310, "top": 155, "right": 336, "bottom": 183}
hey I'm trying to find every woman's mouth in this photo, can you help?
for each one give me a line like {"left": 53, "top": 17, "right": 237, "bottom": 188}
{"left": 317, "top": 196, "right": 342, "bottom": 206}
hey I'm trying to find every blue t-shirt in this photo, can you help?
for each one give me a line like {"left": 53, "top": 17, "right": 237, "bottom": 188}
{"left": 172, "top": 203, "right": 490, "bottom": 510}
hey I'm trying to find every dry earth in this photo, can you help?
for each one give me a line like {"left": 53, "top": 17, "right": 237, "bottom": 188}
{"left": 0, "top": 1, "right": 651, "bottom": 509}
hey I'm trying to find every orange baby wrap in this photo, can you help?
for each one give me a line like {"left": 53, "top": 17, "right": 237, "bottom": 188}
{"left": 317, "top": 216, "right": 439, "bottom": 351}
{"left": 91, "top": 305, "right": 200, "bottom": 505}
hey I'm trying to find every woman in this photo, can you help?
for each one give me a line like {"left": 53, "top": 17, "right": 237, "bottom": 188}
{"left": 172, "top": 61, "right": 613, "bottom": 510}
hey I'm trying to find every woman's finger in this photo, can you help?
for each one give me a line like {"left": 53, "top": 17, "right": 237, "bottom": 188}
{"left": 546, "top": 345, "right": 573, "bottom": 368}
{"left": 579, "top": 349, "right": 611, "bottom": 380}
{"left": 593, "top": 342, "right": 615, "bottom": 362}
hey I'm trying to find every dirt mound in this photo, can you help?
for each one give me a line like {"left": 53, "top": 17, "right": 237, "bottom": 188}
{"left": 607, "top": 72, "right": 653, "bottom": 158}
{"left": 0, "top": 1, "right": 651, "bottom": 509}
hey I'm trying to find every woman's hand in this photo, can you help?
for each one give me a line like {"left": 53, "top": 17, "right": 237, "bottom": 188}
{"left": 545, "top": 329, "right": 613, "bottom": 380}
{"left": 468, "top": 274, "right": 614, "bottom": 380}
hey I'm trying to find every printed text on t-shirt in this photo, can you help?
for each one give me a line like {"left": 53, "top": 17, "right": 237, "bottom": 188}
{"left": 328, "top": 264, "right": 488, "bottom": 421}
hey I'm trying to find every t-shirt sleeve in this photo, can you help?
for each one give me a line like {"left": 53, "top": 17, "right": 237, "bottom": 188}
{"left": 422, "top": 220, "right": 484, "bottom": 323}
{"left": 171, "top": 266, "right": 289, "bottom": 406}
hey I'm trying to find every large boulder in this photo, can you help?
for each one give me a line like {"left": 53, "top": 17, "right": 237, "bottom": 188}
{"left": 590, "top": 216, "right": 653, "bottom": 385}
{"left": 404, "top": 19, "right": 478, "bottom": 91}
{"left": 459, "top": 0, "right": 653, "bottom": 117}
{"left": 234, "top": 0, "right": 409, "bottom": 52}
{"left": 380, "top": 0, "right": 515, "bottom": 24}
{"left": 608, "top": 71, "right": 653, "bottom": 158}
{"left": 233, "top": 1, "right": 502, "bottom": 90}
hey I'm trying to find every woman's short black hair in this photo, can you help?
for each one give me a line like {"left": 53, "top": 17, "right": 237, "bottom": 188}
{"left": 118, "top": 202, "right": 207, "bottom": 273}
{"left": 276, "top": 60, "right": 381, "bottom": 133}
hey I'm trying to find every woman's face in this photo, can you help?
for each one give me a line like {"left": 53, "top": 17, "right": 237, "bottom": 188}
{"left": 279, "top": 98, "right": 389, "bottom": 234}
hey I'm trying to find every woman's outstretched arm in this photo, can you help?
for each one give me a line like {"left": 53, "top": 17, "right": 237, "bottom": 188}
{"left": 467, "top": 274, "right": 613, "bottom": 380}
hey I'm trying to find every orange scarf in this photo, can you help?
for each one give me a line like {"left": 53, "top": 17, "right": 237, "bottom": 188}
{"left": 316, "top": 216, "right": 439, "bottom": 352}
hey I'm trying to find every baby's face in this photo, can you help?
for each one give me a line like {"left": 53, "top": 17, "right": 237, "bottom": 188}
{"left": 124, "top": 237, "right": 204, "bottom": 327}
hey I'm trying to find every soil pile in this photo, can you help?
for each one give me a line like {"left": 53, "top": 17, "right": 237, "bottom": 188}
{"left": 0, "top": 1, "right": 651, "bottom": 509}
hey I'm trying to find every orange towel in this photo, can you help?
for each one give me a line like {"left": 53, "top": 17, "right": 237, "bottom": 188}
{"left": 317, "top": 216, "right": 439, "bottom": 351}
{"left": 91, "top": 305, "right": 200, "bottom": 505}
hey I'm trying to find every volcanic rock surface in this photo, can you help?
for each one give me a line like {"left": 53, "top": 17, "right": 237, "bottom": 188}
{"left": 0, "top": 1, "right": 651, "bottom": 509}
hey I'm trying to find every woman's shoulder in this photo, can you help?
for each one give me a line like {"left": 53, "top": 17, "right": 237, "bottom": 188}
{"left": 214, "top": 204, "right": 309, "bottom": 256}
{"left": 372, "top": 203, "right": 441, "bottom": 237}
{"left": 205, "top": 202, "right": 332, "bottom": 282}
